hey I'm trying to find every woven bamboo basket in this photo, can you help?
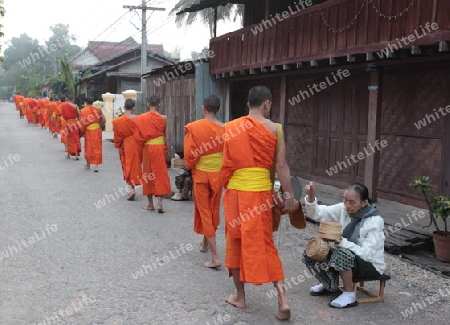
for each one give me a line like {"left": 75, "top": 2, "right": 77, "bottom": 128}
{"left": 306, "top": 237, "right": 330, "bottom": 261}
{"left": 318, "top": 222, "right": 342, "bottom": 241}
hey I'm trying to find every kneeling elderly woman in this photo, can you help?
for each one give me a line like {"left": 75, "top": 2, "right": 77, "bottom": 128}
{"left": 302, "top": 182, "right": 385, "bottom": 308}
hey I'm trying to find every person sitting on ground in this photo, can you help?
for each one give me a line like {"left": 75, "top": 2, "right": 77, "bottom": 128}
{"left": 302, "top": 182, "right": 385, "bottom": 309}
{"left": 171, "top": 167, "right": 192, "bottom": 201}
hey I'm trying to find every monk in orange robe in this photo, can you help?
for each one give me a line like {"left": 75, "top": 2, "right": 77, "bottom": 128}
{"left": 54, "top": 101, "right": 66, "bottom": 147}
{"left": 16, "top": 95, "right": 25, "bottom": 119}
{"left": 112, "top": 98, "right": 143, "bottom": 200}
{"left": 37, "top": 99, "right": 46, "bottom": 127}
{"left": 49, "top": 101, "right": 58, "bottom": 137}
{"left": 221, "top": 86, "right": 298, "bottom": 320}
{"left": 79, "top": 97, "right": 105, "bottom": 172}
{"left": 32, "top": 99, "right": 39, "bottom": 125}
{"left": 61, "top": 95, "right": 81, "bottom": 159}
{"left": 14, "top": 94, "right": 20, "bottom": 111}
{"left": 13, "top": 94, "right": 21, "bottom": 115}
{"left": 134, "top": 96, "right": 171, "bottom": 213}
{"left": 44, "top": 98, "right": 50, "bottom": 129}
{"left": 184, "top": 95, "right": 224, "bottom": 268}
{"left": 58, "top": 101, "right": 69, "bottom": 149}
{"left": 29, "top": 98, "right": 37, "bottom": 124}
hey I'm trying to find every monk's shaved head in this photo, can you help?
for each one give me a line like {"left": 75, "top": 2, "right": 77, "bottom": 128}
{"left": 203, "top": 95, "right": 220, "bottom": 113}
{"left": 248, "top": 86, "right": 272, "bottom": 108}
{"left": 148, "top": 96, "right": 160, "bottom": 106}
{"left": 124, "top": 98, "right": 135, "bottom": 110}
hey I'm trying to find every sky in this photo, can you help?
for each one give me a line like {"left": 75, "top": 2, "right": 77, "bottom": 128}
{"left": 0, "top": 0, "right": 242, "bottom": 60}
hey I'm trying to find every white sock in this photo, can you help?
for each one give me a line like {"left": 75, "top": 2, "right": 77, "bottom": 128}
{"left": 310, "top": 283, "right": 325, "bottom": 293}
{"left": 330, "top": 291, "right": 356, "bottom": 308}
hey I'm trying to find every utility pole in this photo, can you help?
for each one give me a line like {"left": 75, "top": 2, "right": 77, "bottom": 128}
{"left": 124, "top": 1, "right": 165, "bottom": 111}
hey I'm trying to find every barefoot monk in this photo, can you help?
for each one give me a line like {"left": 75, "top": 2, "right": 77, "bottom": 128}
{"left": 79, "top": 97, "right": 105, "bottom": 172}
{"left": 184, "top": 95, "right": 225, "bottom": 269}
{"left": 134, "top": 96, "right": 171, "bottom": 213}
{"left": 221, "top": 86, "right": 298, "bottom": 321}
{"left": 112, "top": 98, "right": 143, "bottom": 200}
{"left": 61, "top": 95, "right": 81, "bottom": 160}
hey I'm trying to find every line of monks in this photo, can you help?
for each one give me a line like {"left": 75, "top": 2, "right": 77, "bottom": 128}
{"left": 14, "top": 88, "right": 297, "bottom": 321}
{"left": 111, "top": 89, "right": 298, "bottom": 321}
{"left": 13, "top": 94, "right": 104, "bottom": 171}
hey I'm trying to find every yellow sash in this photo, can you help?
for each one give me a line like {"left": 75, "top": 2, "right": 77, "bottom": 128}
{"left": 51, "top": 113, "right": 56, "bottom": 117}
{"left": 87, "top": 123, "right": 100, "bottom": 131}
{"left": 145, "top": 136, "right": 165, "bottom": 145}
{"left": 227, "top": 167, "right": 272, "bottom": 192}
{"left": 196, "top": 153, "right": 223, "bottom": 172}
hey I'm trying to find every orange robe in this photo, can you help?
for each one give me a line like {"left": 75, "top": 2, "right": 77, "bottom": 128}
{"left": 44, "top": 99, "right": 50, "bottom": 128}
{"left": 184, "top": 119, "right": 224, "bottom": 238}
{"left": 221, "top": 116, "right": 284, "bottom": 285}
{"left": 134, "top": 111, "right": 171, "bottom": 196}
{"left": 37, "top": 99, "right": 45, "bottom": 126}
{"left": 14, "top": 95, "right": 20, "bottom": 110}
{"left": 55, "top": 103, "right": 67, "bottom": 144}
{"left": 79, "top": 106, "right": 103, "bottom": 165}
{"left": 49, "top": 102, "right": 57, "bottom": 133}
{"left": 31, "top": 99, "right": 38, "bottom": 124}
{"left": 112, "top": 115, "right": 142, "bottom": 186}
{"left": 61, "top": 102, "right": 81, "bottom": 156}
{"left": 17, "top": 96, "right": 25, "bottom": 118}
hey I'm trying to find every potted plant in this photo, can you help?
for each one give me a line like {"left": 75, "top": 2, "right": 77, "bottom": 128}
{"left": 411, "top": 176, "right": 450, "bottom": 262}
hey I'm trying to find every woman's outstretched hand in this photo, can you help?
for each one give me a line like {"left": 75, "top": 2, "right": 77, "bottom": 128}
{"left": 305, "top": 181, "right": 315, "bottom": 203}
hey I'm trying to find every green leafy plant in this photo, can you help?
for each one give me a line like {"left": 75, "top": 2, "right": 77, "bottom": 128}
{"left": 411, "top": 176, "right": 449, "bottom": 236}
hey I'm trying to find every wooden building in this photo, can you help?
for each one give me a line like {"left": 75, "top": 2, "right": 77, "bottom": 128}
{"left": 144, "top": 60, "right": 224, "bottom": 152}
{"left": 177, "top": 0, "right": 450, "bottom": 206}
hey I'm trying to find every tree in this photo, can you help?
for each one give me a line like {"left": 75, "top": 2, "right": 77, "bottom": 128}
{"left": 2, "top": 34, "right": 41, "bottom": 71}
{"left": 0, "top": 0, "right": 5, "bottom": 60}
{"left": 46, "top": 24, "right": 81, "bottom": 60}
{"left": 164, "top": 46, "right": 182, "bottom": 62}
{"left": 169, "top": 1, "right": 243, "bottom": 38}
{"left": 1, "top": 24, "right": 81, "bottom": 96}
{"left": 59, "top": 55, "right": 76, "bottom": 97}
{"left": 191, "top": 46, "right": 210, "bottom": 60}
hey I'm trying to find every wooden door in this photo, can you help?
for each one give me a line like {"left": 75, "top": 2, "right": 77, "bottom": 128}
{"left": 314, "top": 75, "right": 368, "bottom": 183}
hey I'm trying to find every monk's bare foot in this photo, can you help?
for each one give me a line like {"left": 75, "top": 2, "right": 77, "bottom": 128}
{"left": 203, "top": 260, "right": 221, "bottom": 268}
{"left": 127, "top": 191, "right": 136, "bottom": 201}
{"left": 276, "top": 303, "right": 291, "bottom": 321}
{"left": 143, "top": 205, "right": 155, "bottom": 211}
{"left": 225, "top": 295, "right": 246, "bottom": 309}
{"left": 84, "top": 164, "right": 90, "bottom": 169}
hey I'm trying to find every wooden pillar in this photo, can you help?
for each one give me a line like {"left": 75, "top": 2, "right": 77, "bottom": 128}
{"left": 444, "top": 108, "right": 450, "bottom": 196}
{"left": 364, "top": 70, "right": 383, "bottom": 202}
{"left": 279, "top": 76, "right": 287, "bottom": 126}
{"left": 264, "top": 0, "right": 270, "bottom": 20}
{"left": 224, "top": 82, "right": 231, "bottom": 123}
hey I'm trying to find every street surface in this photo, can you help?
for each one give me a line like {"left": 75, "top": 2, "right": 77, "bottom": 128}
{"left": 0, "top": 101, "right": 449, "bottom": 325}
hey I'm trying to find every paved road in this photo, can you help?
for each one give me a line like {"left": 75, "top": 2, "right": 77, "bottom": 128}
{"left": 0, "top": 101, "right": 449, "bottom": 325}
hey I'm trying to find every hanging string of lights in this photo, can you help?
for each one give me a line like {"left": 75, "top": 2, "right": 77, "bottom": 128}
{"left": 319, "top": 0, "right": 416, "bottom": 33}
{"left": 370, "top": 0, "right": 416, "bottom": 20}
{"left": 319, "top": 0, "right": 367, "bottom": 33}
